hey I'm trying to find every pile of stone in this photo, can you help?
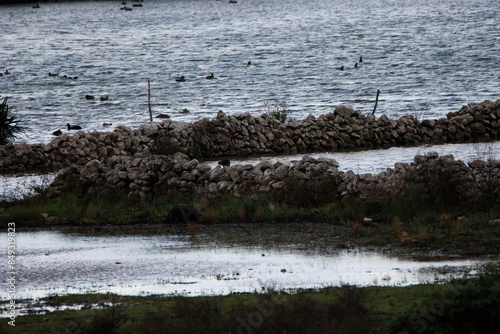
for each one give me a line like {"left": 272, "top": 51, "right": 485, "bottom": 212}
{"left": 48, "top": 151, "right": 500, "bottom": 204}
{"left": 0, "top": 99, "right": 499, "bottom": 174}
{"left": 0, "top": 125, "right": 152, "bottom": 173}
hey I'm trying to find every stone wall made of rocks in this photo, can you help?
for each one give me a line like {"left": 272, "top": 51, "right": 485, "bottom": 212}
{"left": 1, "top": 99, "right": 499, "bottom": 174}
{"left": 48, "top": 151, "right": 500, "bottom": 205}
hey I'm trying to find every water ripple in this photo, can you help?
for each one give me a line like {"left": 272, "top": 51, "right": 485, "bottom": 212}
{"left": 0, "top": 0, "right": 498, "bottom": 145}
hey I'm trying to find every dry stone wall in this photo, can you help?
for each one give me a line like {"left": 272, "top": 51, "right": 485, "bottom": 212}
{"left": 1, "top": 99, "right": 499, "bottom": 174}
{"left": 48, "top": 151, "right": 500, "bottom": 204}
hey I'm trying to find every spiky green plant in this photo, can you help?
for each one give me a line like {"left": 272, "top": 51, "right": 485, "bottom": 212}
{"left": 0, "top": 97, "right": 26, "bottom": 145}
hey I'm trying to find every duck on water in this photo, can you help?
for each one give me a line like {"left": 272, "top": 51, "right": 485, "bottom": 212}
{"left": 67, "top": 124, "right": 82, "bottom": 130}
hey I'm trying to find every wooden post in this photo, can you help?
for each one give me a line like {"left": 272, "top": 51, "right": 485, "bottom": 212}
{"left": 372, "top": 89, "right": 380, "bottom": 115}
{"left": 148, "top": 80, "right": 153, "bottom": 124}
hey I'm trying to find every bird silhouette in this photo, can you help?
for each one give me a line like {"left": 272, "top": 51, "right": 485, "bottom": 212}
{"left": 67, "top": 123, "right": 82, "bottom": 130}
{"left": 218, "top": 159, "right": 231, "bottom": 167}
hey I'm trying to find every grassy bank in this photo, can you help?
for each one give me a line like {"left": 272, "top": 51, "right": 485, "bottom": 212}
{"left": 1, "top": 183, "right": 500, "bottom": 254}
{"left": 3, "top": 266, "right": 499, "bottom": 334}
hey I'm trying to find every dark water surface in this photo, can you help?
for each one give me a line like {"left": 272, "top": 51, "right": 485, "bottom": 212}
{"left": 1, "top": 0, "right": 498, "bottom": 144}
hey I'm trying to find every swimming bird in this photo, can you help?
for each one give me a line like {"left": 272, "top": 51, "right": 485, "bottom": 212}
{"left": 0, "top": 73, "right": 2, "bottom": 77}
{"left": 100, "top": 96, "right": 109, "bottom": 101}
{"left": 52, "top": 129, "right": 62, "bottom": 136}
{"left": 354, "top": 62, "right": 358, "bottom": 68}
{"left": 181, "top": 108, "right": 189, "bottom": 113}
{"left": 155, "top": 114, "right": 170, "bottom": 119}
{"left": 175, "top": 76, "right": 186, "bottom": 82}
{"left": 62, "top": 75, "right": 77, "bottom": 80}
{"left": 103, "top": 123, "right": 113, "bottom": 126}
{"left": 339, "top": 65, "right": 344, "bottom": 71}
{"left": 4, "top": 70, "right": 10, "bottom": 75}
{"left": 206, "top": 73, "right": 215, "bottom": 79}
{"left": 218, "top": 159, "right": 231, "bottom": 167}
{"left": 247, "top": 61, "right": 252, "bottom": 65}
{"left": 67, "top": 123, "right": 82, "bottom": 130}
{"left": 359, "top": 56, "right": 363, "bottom": 63}
{"left": 48, "top": 72, "right": 59, "bottom": 77}
{"left": 85, "top": 95, "right": 95, "bottom": 100}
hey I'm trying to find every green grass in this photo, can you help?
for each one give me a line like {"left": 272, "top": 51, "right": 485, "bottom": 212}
{"left": 2, "top": 186, "right": 500, "bottom": 254}
{"left": 3, "top": 267, "right": 500, "bottom": 334}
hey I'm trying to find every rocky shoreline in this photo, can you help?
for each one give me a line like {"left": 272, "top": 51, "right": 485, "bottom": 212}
{"left": 1, "top": 99, "right": 499, "bottom": 175}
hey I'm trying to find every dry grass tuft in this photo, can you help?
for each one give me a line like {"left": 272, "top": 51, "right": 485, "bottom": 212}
{"left": 440, "top": 213, "right": 451, "bottom": 228}
{"left": 352, "top": 221, "right": 363, "bottom": 236}
{"left": 201, "top": 209, "right": 220, "bottom": 224}
{"left": 418, "top": 229, "right": 436, "bottom": 244}
{"left": 456, "top": 216, "right": 471, "bottom": 231}
{"left": 303, "top": 222, "right": 314, "bottom": 233}
{"left": 187, "top": 222, "right": 198, "bottom": 235}
{"left": 392, "top": 217, "right": 404, "bottom": 237}
{"left": 238, "top": 207, "right": 246, "bottom": 221}
{"left": 400, "top": 231, "right": 416, "bottom": 245}
{"left": 252, "top": 207, "right": 263, "bottom": 221}
{"left": 85, "top": 204, "right": 99, "bottom": 220}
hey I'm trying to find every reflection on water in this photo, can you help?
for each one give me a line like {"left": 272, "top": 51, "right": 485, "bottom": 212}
{"left": 0, "top": 226, "right": 490, "bottom": 304}
{"left": 0, "top": 173, "right": 56, "bottom": 202}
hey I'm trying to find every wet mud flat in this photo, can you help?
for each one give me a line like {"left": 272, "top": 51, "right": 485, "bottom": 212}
{"left": 1, "top": 223, "right": 496, "bottom": 318}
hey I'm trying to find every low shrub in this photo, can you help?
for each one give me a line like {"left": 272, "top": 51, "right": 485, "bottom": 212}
{"left": 263, "top": 99, "right": 293, "bottom": 124}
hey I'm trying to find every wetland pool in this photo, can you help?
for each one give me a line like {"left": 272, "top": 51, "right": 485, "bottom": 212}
{"left": 0, "top": 224, "right": 492, "bottom": 312}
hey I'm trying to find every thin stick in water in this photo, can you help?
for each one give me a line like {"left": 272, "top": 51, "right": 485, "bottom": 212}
{"left": 148, "top": 80, "right": 153, "bottom": 124}
{"left": 372, "top": 89, "right": 380, "bottom": 115}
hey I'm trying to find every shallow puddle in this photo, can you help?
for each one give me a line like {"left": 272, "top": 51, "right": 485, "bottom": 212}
{"left": 0, "top": 225, "right": 491, "bottom": 306}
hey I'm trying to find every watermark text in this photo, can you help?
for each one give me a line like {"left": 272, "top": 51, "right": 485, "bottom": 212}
{"left": 6, "top": 222, "right": 17, "bottom": 326}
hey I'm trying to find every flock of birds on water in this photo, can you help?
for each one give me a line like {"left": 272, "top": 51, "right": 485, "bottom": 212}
{"left": 2, "top": 51, "right": 364, "bottom": 142}
{"left": 8, "top": 2, "right": 366, "bottom": 141}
